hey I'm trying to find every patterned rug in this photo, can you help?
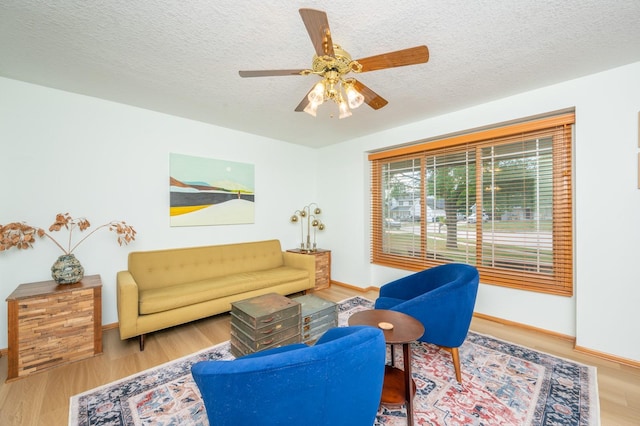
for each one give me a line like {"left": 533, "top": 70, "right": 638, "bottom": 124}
{"left": 69, "top": 296, "right": 599, "bottom": 425}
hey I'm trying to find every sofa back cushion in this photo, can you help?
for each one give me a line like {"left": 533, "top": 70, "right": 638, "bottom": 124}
{"left": 128, "top": 239, "right": 285, "bottom": 291}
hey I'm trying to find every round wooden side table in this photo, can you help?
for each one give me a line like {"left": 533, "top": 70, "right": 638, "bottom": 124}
{"left": 348, "top": 309, "right": 424, "bottom": 426}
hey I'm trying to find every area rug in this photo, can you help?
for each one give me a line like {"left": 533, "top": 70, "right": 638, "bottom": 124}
{"left": 69, "top": 296, "right": 599, "bottom": 426}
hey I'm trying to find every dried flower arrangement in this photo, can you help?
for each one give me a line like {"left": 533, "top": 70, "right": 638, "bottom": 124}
{"left": 0, "top": 213, "right": 136, "bottom": 254}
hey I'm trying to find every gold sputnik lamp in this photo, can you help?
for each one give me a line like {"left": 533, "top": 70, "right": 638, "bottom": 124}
{"left": 290, "top": 203, "right": 326, "bottom": 252}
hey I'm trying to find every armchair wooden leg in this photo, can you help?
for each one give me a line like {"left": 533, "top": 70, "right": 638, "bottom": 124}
{"left": 440, "top": 346, "right": 462, "bottom": 383}
{"left": 139, "top": 334, "right": 145, "bottom": 351}
{"left": 450, "top": 347, "right": 462, "bottom": 383}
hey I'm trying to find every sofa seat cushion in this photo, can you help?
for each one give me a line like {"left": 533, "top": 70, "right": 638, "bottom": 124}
{"left": 138, "top": 266, "right": 309, "bottom": 315}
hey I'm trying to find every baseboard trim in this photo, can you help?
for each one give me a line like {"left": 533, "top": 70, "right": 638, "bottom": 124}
{"left": 330, "top": 280, "right": 379, "bottom": 293}
{"left": 103, "top": 322, "right": 119, "bottom": 331}
{"left": 472, "top": 312, "right": 575, "bottom": 342}
{"left": 574, "top": 345, "right": 640, "bottom": 369}
{"left": 474, "top": 312, "right": 640, "bottom": 368}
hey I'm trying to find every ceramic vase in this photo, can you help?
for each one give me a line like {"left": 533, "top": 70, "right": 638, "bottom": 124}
{"left": 51, "top": 253, "right": 84, "bottom": 284}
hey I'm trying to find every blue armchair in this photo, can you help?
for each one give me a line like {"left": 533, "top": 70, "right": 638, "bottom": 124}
{"left": 191, "top": 326, "right": 386, "bottom": 426}
{"left": 374, "top": 263, "right": 479, "bottom": 382}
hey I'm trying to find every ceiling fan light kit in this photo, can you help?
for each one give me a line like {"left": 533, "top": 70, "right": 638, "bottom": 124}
{"left": 239, "top": 8, "right": 429, "bottom": 119}
{"left": 303, "top": 73, "right": 361, "bottom": 119}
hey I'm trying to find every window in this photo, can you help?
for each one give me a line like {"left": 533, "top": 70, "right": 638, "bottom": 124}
{"left": 370, "top": 112, "right": 574, "bottom": 295}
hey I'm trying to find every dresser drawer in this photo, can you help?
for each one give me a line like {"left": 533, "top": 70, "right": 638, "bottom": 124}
{"left": 231, "top": 334, "right": 301, "bottom": 358}
{"left": 292, "top": 294, "right": 338, "bottom": 344}
{"left": 230, "top": 311, "right": 300, "bottom": 339}
{"left": 231, "top": 321, "right": 300, "bottom": 349}
{"left": 301, "top": 318, "right": 338, "bottom": 343}
{"left": 302, "top": 313, "right": 337, "bottom": 333}
{"left": 293, "top": 295, "right": 338, "bottom": 324}
{"left": 230, "top": 327, "right": 301, "bottom": 357}
{"left": 231, "top": 293, "right": 300, "bottom": 330}
{"left": 302, "top": 305, "right": 338, "bottom": 325}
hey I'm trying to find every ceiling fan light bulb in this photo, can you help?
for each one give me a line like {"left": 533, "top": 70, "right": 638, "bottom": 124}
{"left": 347, "top": 86, "right": 365, "bottom": 109}
{"left": 307, "top": 91, "right": 322, "bottom": 105}
{"left": 303, "top": 101, "right": 318, "bottom": 117}
{"left": 338, "top": 101, "right": 352, "bottom": 119}
{"left": 308, "top": 81, "right": 325, "bottom": 104}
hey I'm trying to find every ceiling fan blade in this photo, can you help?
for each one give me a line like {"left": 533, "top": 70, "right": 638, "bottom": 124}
{"left": 299, "top": 8, "right": 335, "bottom": 57}
{"left": 353, "top": 80, "right": 388, "bottom": 110}
{"left": 356, "top": 45, "right": 429, "bottom": 73}
{"left": 239, "top": 69, "right": 306, "bottom": 78}
{"left": 294, "top": 88, "right": 312, "bottom": 112}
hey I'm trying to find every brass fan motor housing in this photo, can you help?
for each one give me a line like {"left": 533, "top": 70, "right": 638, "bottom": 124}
{"left": 310, "top": 45, "right": 362, "bottom": 77}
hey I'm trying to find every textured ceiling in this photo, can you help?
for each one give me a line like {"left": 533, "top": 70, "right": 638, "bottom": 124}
{"left": 1, "top": 0, "right": 639, "bottom": 148}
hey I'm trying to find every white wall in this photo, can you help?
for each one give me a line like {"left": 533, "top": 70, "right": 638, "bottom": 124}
{"left": 2, "top": 62, "right": 639, "bottom": 362}
{"left": 318, "top": 62, "right": 640, "bottom": 362}
{"left": 0, "top": 77, "right": 318, "bottom": 349}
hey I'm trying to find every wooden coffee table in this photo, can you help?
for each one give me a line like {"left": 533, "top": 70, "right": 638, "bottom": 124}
{"left": 348, "top": 309, "right": 424, "bottom": 426}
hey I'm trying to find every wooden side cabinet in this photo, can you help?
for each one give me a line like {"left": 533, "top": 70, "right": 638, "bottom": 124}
{"left": 5, "top": 274, "right": 103, "bottom": 382}
{"left": 287, "top": 249, "right": 331, "bottom": 290}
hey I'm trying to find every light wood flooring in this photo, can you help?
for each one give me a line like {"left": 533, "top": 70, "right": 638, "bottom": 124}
{"left": 1, "top": 285, "right": 638, "bottom": 425}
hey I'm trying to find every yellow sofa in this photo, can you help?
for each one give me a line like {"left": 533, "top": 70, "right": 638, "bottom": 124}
{"left": 117, "top": 239, "right": 315, "bottom": 350}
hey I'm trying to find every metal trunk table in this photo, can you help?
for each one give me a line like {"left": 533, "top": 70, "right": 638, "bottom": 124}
{"left": 230, "top": 293, "right": 301, "bottom": 357}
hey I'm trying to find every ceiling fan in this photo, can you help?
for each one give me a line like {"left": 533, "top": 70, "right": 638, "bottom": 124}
{"left": 238, "top": 8, "right": 429, "bottom": 119}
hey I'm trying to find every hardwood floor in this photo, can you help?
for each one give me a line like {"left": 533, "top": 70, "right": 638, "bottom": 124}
{"left": 1, "top": 285, "right": 638, "bottom": 425}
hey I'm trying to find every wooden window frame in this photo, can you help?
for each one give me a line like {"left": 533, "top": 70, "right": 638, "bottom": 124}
{"left": 369, "top": 112, "right": 574, "bottom": 296}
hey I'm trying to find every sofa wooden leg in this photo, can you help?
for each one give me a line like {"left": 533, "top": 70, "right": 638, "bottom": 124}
{"left": 139, "top": 334, "right": 145, "bottom": 351}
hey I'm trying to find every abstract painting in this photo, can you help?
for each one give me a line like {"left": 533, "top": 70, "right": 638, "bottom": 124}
{"left": 169, "top": 153, "right": 255, "bottom": 226}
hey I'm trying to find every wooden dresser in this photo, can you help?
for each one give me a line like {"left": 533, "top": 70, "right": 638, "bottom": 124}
{"left": 5, "top": 274, "right": 103, "bottom": 381}
{"left": 286, "top": 248, "right": 331, "bottom": 290}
